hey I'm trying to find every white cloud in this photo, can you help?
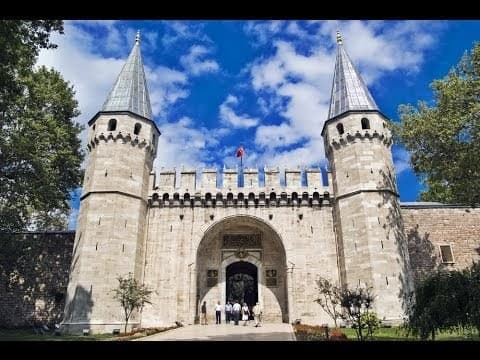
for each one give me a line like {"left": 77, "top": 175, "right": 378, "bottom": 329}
{"left": 393, "top": 146, "right": 412, "bottom": 175}
{"left": 219, "top": 95, "right": 259, "bottom": 129}
{"left": 146, "top": 66, "right": 189, "bottom": 116}
{"left": 161, "top": 21, "right": 211, "bottom": 47}
{"left": 155, "top": 117, "right": 227, "bottom": 170}
{"left": 247, "top": 20, "right": 442, "bottom": 168}
{"left": 244, "top": 20, "right": 286, "bottom": 45}
{"left": 180, "top": 45, "right": 219, "bottom": 76}
{"left": 37, "top": 22, "right": 126, "bottom": 149}
{"left": 37, "top": 21, "right": 190, "bottom": 154}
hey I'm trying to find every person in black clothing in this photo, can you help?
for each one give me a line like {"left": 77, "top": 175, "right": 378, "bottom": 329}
{"left": 201, "top": 301, "right": 207, "bottom": 325}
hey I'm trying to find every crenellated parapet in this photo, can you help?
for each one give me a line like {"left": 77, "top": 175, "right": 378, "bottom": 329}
{"left": 328, "top": 129, "right": 392, "bottom": 151}
{"left": 149, "top": 166, "right": 332, "bottom": 208}
{"left": 86, "top": 131, "right": 156, "bottom": 156}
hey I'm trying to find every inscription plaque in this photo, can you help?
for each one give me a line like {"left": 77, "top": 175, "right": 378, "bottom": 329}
{"left": 223, "top": 234, "right": 261, "bottom": 249}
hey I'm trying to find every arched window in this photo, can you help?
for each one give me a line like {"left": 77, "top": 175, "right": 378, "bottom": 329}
{"left": 92, "top": 124, "right": 96, "bottom": 131}
{"left": 108, "top": 118, "right": 117, "bottom": 131}
{"left": 361, "top": 118, "right": 370, "bottom": 130}
{"left": 270, "top": 192, "right": 276, "bottom": 201}
{"left": 134, "top": 123, "right": 141, "bottom": 135}
{"left": 336, "top": 123, "right": 344, "bottom": 135}
{"left": 162, "top": 193, "right": 169, "bottom": 201}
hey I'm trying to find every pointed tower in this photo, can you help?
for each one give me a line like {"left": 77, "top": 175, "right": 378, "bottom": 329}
{"left": 62, "top": 32, "right": 161, "bottom": 334}
{"left": 321, "top": 32, "right": 412, "bottom": 323}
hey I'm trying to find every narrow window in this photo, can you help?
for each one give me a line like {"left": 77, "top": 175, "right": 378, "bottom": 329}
{"left": 361, "top": 117, "right": 370, "bottom": 130}
{"left": 440, "top": 245, "right": 454, "bottom": 263}
{"left": 108, "top": 118, "right": 117, "bottom": 131}
{"left": 92, "top": 124, "right": 96, "bottom": 130}
{"left": 152, "top": 134, "right": 156, "bottom": 145}
{"left": 134, "top": 123, "right": 141, "bottom": 135}
{"left": 336, "top": 123, "right": 344, "bottom": 135}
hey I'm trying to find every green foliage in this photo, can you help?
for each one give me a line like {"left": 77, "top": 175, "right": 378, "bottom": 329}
{"left": 113, "top": 273, "right": 152, "bottom": 334}
{"left": 314, "top": 277, "right": 342, "bottom": 328}
{"left": 395, "top": 42, "right": 480, "bottom": 205}
{"left": 361, "top": 312, "right": 381, "bottom": 340}
{"left": 0, "top": 20, "right": 84, "bottom": 232}
{"left": 0, "top": 20, "right": 64, "bottom": 113}
{"left": 406, "top": 262, "right": 480, "bottom": 340}
{"left": 339, "top": 286, "right": 375, "bottom": 341}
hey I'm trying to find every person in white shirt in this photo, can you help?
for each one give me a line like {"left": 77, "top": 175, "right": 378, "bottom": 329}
{"left": 232, "top": 300, "right": 241, "bottom": 325}
{"left": 242, "top": 303, "right": 250, "bottom": 326}
{"left": 225, "top": 301, "right": 232, "bottom": 324}
{"left": 253, "top": 302, "right": 263, "bottom": 327}
{"left": 215, "top": 301, "right": 222, "bottom": 324}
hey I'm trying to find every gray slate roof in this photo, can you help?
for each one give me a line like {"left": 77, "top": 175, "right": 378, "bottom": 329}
{"left": 328, "top": 32, "right": 378, "bottom": 119}
{"left": 102, "top": 34, "right": 153, "bottom": 120}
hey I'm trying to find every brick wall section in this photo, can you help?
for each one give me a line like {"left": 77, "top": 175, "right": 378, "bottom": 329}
{"left": 402, "top": 207, "right": 480, "bottom": 285}
{"left": 0, "top": 232, "right": 74, "bottom": 328}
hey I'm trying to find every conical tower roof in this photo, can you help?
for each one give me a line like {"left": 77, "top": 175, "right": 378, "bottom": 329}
{"left": 328, "top": 31, "right": 378, "bottom": 119}
{"left": 102, "top": 31, "right": 153, "bottom": 120}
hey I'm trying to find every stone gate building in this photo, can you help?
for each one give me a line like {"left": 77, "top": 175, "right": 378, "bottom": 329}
{"left": 58, "top": 32, "right": 480, "bottom": 334}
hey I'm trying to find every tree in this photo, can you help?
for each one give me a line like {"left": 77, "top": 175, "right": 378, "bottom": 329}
{"left": 406, "top": 262, "right": 480, "bottom": 340}
{"left": 0, "top": 20, "right": 63, "bottom": 114}
{"left": 395, "top": 42, "right": 480, "bottom": 206}
{"left": 113, "top": 273, "right": 152, "bottom": 334}
{"left": 0, "top": 63, "right": 84, "bottom": 232}
{"left": 339, "top": 286, "right": 375, "bottom": 341}
{"left": 314, "top": 277, "right": 342, "bottom": 328}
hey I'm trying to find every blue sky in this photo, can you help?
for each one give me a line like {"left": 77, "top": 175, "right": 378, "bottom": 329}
{"left": 36, "top": 20, "right": 480, "bottom": 229}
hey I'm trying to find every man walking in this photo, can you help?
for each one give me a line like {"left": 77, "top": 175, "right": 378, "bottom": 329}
{"left": 253, "top": 302, "right": 263, "bottom": 327}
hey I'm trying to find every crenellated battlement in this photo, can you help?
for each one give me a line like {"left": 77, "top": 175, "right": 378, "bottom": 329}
{"left": 86, "top": 131, "right": 156, "bottom": 155}
{"left": 149, "top": 166, "right": 332, "bottom": 208}
{"left": 328, "top": 129, "right": 392, "bottom": 150}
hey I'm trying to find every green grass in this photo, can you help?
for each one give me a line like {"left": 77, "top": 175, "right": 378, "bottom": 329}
{"left": 294, "top": 324, "right": 480, "bottom": 341}
{"left": 341, "top": 327, "right": 480, "bottom": 341}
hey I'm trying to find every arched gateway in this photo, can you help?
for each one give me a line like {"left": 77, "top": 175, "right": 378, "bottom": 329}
{"left": 195, "top": 215, "right": 288, "bottom": 323}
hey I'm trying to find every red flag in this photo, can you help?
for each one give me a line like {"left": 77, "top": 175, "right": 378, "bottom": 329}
{"left": 236, "top": 146, "right": 244, "bottom": 158}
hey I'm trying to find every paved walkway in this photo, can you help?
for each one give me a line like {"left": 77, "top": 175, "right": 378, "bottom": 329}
{"left": 136, "top": 323, "right": 296, "bottom": 341}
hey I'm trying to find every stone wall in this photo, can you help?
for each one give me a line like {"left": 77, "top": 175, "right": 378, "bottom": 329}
{"left": 0, "top": 232, "right": 74, "bottom": 328}
{"left": 402, "top": 206, "right": 480, "bottom": 284}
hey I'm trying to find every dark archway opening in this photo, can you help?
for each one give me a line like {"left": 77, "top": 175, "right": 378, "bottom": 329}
{"left": 226, "top": 262, "right": 258, "bottom": 317}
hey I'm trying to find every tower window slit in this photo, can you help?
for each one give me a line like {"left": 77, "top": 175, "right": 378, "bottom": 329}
{"left": 122, "top": 244, "right": 125, "bottom": 253}
{"left": 385, "top": 276, "right": 389, "bottom": 286}
{"left": 95, "top": 243, "right": 98, "bottom": 251}
{"left": 336, "top": 123, "right": 344, "bottom": 135}
{"left": 108, "top": 118, "right": 117, "bottom": 131}
{"left": 361, "top": 117, "right": 370, "bottom": 130}
{"left": 381, "top": 240, "right": 384, "bottom": 249}
{"left": 134, "top": 123, "right": 141, "bottom": 135}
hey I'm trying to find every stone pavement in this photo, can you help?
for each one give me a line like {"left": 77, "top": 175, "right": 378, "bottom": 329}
{"left": 135, "top": 323, "right": 296, "bottom": 341}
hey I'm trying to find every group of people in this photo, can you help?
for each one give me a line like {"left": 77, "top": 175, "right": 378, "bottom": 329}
{"left": 200, "top": 300, "right": 263, "bottom": 327}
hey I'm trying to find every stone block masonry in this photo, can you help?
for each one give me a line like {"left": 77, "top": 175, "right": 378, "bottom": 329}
{"left": 0, "top": 232, "right": 74, "bottom": 328}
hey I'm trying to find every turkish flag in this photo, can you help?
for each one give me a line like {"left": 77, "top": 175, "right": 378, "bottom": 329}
{"left": 236, "top": 147, "right": 244, "bottom": 157}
